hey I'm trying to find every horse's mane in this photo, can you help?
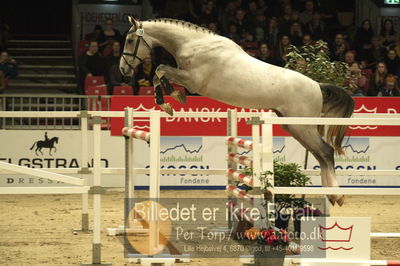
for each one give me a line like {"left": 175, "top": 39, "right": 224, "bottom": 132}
{"left": 147, "top": 18, "right": 215, "bottom": 35}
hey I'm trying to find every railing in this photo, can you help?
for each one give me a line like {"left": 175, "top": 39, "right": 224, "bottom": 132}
{"left": 0, "top": 94, "right": 112, "bottom": 129}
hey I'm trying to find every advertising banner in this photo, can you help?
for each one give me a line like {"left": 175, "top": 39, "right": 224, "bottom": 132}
{"left": 301, "top": 217, "right": 370, "bottom": 260}
{"left": 0, "top": 131, "right": 124, "bottom": 188}
{"left": 1, "top": 96, "right": 399, "bottom": 189}
{"left": 110, "top": 96, "right": 400, "bottom": 137}
{"left": 1, "top": 130, "right": 398, "bottom": 188}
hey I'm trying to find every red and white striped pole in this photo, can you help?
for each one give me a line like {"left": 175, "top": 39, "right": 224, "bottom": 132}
{"left": 226, "top": 184, "right": 254, "bottom": 203}
{"left": 226, "top": 136, "right": 253, "bottom": 150}
{"left": 227, "top": 153, "right": 253, "bottom": 168}
{"left": 122, "top": 127, "right": 151, "bottom": 142}
{"left": 227, "top": 169, "right": 254, "bottom": 187}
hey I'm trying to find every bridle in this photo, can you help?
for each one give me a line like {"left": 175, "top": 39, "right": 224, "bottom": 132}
{"left": 121, "top": 22, "right": 152, "bottom": 71}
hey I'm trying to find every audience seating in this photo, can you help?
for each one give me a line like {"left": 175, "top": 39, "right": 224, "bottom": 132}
{"left": 84, "top": 85, "right": 110, "bottom": 129}
{"left": 85, "top": 85, "right": 107, "bottom": 96}
{"left": 113, "top": 86, "right": 134, "bottom": 95}
{"left": 85, "top": 76, "right": 106, "bottom": 90}
{"left": 138, "top": 85, "right": 188, "bottom": 96}
{"left": 139, "top": 86, "right": 155, "bottom": 95}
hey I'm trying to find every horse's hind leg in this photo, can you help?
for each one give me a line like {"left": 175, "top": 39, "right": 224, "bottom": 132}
{"left": 155, "top": 64, "right": 189, "bottom": 104}
{"left": 286, "top": 124, "right": 344, "bottom": 206}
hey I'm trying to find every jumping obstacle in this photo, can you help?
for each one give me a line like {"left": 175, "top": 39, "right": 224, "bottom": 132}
{"left": 223, "top": 110, "right": 400, "bottom": 265}
{"left": 226, "top": 136, "right": 253, "bottom": 150}
{"left": 122, "top": 127, "right": 151, "bottom": 142}
{"left": 226, "top": 184, "right": 254, "bottom": 202}
{"left": 0, "top": 111, "right": 108, "bottom": 265}
{"left": 107, "top": 110, "right": 161, "bottom": 237}
{"left": 227, "top": 169, "right": 254, "bottom": 187}
{"left": 227, "top": 153, "right": 253, "bottom": 168}
{"left": 108, "top": 108, "right": 190, "bottom": 265}
{"left": 83, "top": 116, "right": 111, "bottom": 266}
{"left": 236, "top": 113, "right": 400, "bottom": 266}
{"left": 3, "top": 110, "right": 400, "bottom": 265}
{"left": 224, "top": 110, "right": 275, "bottom": 250}
{"left": 108, "top": 111, "right": 400, "bottom": 265}
{"left": 224, "top": 110, "right": 304, "bottom": 260}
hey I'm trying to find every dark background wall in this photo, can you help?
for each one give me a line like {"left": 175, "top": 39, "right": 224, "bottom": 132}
{"left": 0, "top": 0, "right": 72, "bottom": 37}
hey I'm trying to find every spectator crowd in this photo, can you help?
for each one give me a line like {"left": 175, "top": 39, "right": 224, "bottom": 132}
{"left": 0, "top": 50, "right": 18, "bottom": 93}
{"left": 77, "top": 0, "right": 400, "bottom": 96}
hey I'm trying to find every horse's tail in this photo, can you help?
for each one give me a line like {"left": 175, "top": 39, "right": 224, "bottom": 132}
{"left": 319, "top": 83, "right": 355, "bottom": 155}
{"left": 30, "top": 142, "right": 37, "bottom": 150}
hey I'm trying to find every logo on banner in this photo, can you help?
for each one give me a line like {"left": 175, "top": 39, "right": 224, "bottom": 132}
{"left": 161, "top": 137, "right": 203, "bottom": 163}
{"left": 336, "top": 138, "right": 370, "bottom": 163}
{"left": 160, "top": 137, "right": 210, "bottom": 185}
{"left": 29, "top": 132, "right": 59, "bottom": 156}
{"left": 350, "top": 105, "right": 378, "bottom": 130}
{"left": 319, "top": 222, "right": 354, "bottom": 251}
{"left": 273, "top": 137, "right": 285, "bottom": 162}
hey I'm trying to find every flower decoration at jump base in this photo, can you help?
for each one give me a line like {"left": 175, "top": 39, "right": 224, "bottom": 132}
{"left": 244, "top": 227, "right": 290, "bottom": 246}
{"left": 294, "top": 206, "right": 322, "bottom": 218}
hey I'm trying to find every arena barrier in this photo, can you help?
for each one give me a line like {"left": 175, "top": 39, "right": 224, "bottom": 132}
{"left": 233, "top": 113, "right": 400, "bottom": 266}
{"left": 113, "top": 109, "right": 400, "bottom": 266}
{"left": 110, "top": 108, "right": 190, "bottom": 265}
{"left": 101, "top": 110, "right": 400, "bottom": 266}
{"left": 224, "top": 110, "right": 274, "bottom": 236}
{"left": 0, "top": 111, "right": 110, "bottom": 265}
{"left": 2, "top": 110, "right": 400, "bottom": 266}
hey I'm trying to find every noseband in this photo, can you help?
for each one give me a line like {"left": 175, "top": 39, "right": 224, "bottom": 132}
{"left": 122, "top": 23, "right": 152, "bottom": 71}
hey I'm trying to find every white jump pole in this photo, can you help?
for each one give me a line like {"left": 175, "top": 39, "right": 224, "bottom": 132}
{"left": 251, "top": 120, "right": 261, "bottom": 188}
{"left": 149, "top": 110, "right": 161, "bottom": 253}
{"left": 124, "top": 107, "right": 134, "bottom": 237}
{"left": 261, "top": 111, "right": 274, "bottom": 227}
{"left": 227, "top": 109, "right": 237, "bottom": 230}
{"left": 125, "top": 107, "right": 134, "bottom": 200}
{"left": 93, "top": 117, "right": 102, "bottom": 264}
{"left": 247, "top": 115, "right": 269, "bottom": 231}
{"left": 149, "top": 110, "right": 161, "bottom": 200}
{"left": 83, "top": 116, "right": 110, "bottom": 265}
{"left": 80, "top": 112, "right": 89, "bottom": 232}
{"left": 261, "top": 111, "right": 273, "bottom": 180}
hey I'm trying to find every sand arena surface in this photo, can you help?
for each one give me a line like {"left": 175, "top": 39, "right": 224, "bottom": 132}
{"left": 1, "top": 190, "right": 400, "bottom": 265}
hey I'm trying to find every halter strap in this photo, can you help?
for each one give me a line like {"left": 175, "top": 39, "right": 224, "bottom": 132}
{"left": 122, "top": 22, "right": 152, "bottom": 71}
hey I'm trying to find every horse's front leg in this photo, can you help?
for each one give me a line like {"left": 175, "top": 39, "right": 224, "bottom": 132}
{"left": 155, "top": 65, "right": 188, "bottom": 104}
{"left": 153, "top": 75, "right": 174, "bottom": 116}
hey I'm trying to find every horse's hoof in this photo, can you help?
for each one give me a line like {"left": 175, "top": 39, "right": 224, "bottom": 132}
{"left": 327, "top": 195, "right": 336, "bottom": 206}
{"left": 327, "top": 195, "right": 345, "bottom": 206}
{"left": 160, "top": 103, "right": 174, "bottom": 116}
{"left": 171, "top": 90, "right": 186, "bottom": 104}
{"left": 336, "top": 195, "right": 345, "bottom": 206}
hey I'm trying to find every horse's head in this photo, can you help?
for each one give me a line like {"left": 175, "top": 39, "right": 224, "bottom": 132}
{"left": 120, "top": 16, "right": 153, "bottom": 77}
{"left": 54, "top": 137, "right": 59, "bottom": 144}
